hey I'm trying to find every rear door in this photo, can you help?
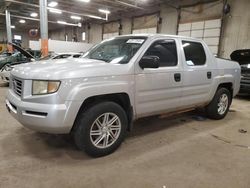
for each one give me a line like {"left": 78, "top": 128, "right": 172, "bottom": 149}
{"left": 181, "top": 40, "right": 214, "bottom": 107}
{"left": 135, "top": 38, "right": 183, "bottom": 118}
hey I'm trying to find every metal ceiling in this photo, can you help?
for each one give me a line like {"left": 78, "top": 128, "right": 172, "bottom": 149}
{"left": 0, "top": 0, "right": 220, "bottom": 32}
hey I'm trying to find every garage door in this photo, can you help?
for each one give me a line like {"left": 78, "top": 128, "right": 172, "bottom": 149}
{"left": 178, "top": 19, "right": 221, "bottom": 55}
{"left": 132, "top": 14, "right": 158, "bottom": 34}
{"left": 103, "top": 22, "right": 119, "bottom": 40}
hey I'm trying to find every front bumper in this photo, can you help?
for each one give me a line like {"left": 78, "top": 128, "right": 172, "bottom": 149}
{"left": 0, "top": 70, "right": 10, "bottom": 83}
{"left": 6, "top": 89, "right": 81, "bottom": 134}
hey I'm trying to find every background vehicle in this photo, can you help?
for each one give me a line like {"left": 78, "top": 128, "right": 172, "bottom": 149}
{"left": 231, "top": 49, "right": 250, "bottom": 94}
{"left": 0, "top": 43, "right": 39, "bottom": 70}
{"left": 6, "top": 34, "right": 241, "bottom": 157}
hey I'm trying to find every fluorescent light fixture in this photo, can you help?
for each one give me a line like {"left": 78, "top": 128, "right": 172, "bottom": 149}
{"left": 48, "top": 1, "right": 58, "bottom": 7}
{"left": 11, "top": 25, "right": 15, "bottom": 29}
{"left": 98, "top": 9, "right": 110, "bottom": 14}
{"left": 57, "top": 21, "right": 67, "bottom": 25}
{"left": 19, "top": 19, "right": 26, "bottom": 23}
{"left": 87, "top": 15, "right": 103, "bottom": 20}
{"left": 71, "top": 15, "right": 81, "bottom": 20}
{"left": 79, "top": 0, "right": 90, "bottom": 2}
{"left": 57, "top": 21, "right": 82, "bottom": 27}
{"left": 49, "top": 8, "right": 62, "bottom": 14}
{"left": 30, "top": 12, "right": 38, "bottom": 17}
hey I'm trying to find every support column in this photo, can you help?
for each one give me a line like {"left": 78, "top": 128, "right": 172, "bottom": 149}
{"left": 5, "top": 9, "right": 13, "bottom": 52}
{"left": 39, "top": 0, "right": 48, "bottom": 57}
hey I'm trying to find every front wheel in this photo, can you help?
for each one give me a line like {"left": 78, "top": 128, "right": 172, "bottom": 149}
{"left": 206, "top": 87, "right": 231, "bottom": 120}
{"left": 73, "top": 101, "right": 128, "bottom": 157}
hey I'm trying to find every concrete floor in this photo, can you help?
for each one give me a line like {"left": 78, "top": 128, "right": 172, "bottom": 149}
{"left": 0, "top": 84, "right": 250, "bottom": 188}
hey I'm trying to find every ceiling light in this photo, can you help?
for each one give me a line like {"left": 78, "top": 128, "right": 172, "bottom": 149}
{"left": 49, "top": 8, "right": 62, "bottom": 14}
{"left": 30, "top": 12, "right": 38, "bottom": 17}
{"left": 98, "top": 9, "right": 110, "bottom": 14}
{"left": 57, "top": 21, "right": 67, "bottom": 25}
{"left": 11, "top": 25, "right": 15, "bottom": 29}
{"left": 79, "top": 0, "right": 90, "bottom": 2}
{"left": 71, "top": 15, "right": 81, "bottom": 20}
{"left": 57, "top": 21, "right": 82, "bottom": 27}
{"left": 48, "top": 1, "right": 58, "bottom": 7}
{"left": 19, "top": 19, "right": 26, "bottom": 23}
{"left": 87, "top": 15, "right": 103, "bottom": 20}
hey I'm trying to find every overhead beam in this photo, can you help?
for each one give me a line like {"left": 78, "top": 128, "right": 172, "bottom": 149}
{"left": 114, "top": 0, "right": 145, "bottom": 10}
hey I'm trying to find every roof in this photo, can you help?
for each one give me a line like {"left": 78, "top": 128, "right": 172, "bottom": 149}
{"left": 114, "top": 33, "right": 203, "bottom": 42}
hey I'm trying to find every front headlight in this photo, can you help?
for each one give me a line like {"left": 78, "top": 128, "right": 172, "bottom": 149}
{"left": 32, "top": 80, "right": 61, "bottom": 95}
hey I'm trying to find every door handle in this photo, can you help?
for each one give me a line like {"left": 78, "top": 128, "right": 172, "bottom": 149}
{"left": 207, "top": 72, "right": 212, "bottom": 79}
{"left": 174, "top": 73, "right": 181, "bottom": 82}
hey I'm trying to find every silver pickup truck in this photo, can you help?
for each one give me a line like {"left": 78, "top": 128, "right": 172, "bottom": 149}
{"left": 6, "top": 34, "right": 241, "bottom": 157}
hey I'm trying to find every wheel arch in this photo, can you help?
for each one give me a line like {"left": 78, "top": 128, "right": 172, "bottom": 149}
{"left": 217, "top": 82, "right": 233, "bottom": 100}
{"left": 71, "top": 93, "right": 134, "bottom": 133}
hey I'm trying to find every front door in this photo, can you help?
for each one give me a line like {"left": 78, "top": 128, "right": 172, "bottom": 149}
{"left": 135, "top": 39, "right": 183, "bottom": 118}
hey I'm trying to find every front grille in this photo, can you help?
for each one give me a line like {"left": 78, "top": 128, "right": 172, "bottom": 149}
{"left": 12, "top": 77, "right": 23, "bottom": 97}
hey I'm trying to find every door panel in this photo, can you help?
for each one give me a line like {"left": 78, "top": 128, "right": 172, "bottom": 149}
{"left": 136, "top": 69, "right": 182, "bottom": 117}
{"left": 182, "top": 68, "right": 212, "bottom": 107}
{"left": 181, "top": 41, "right": 213, "bottom": 107}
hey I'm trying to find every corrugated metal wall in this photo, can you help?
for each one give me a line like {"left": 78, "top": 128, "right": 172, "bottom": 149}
{"left": 103, "top": 21, "right": 120, "bottom": 40}
{"left": 178, "top": 1, "right": 223, "bottom": 55}
{"left": 132, "top": 14, "right": 158, "bottom": 34}
{"left": 178, "top": 19, "right": 221, "bottom": 55}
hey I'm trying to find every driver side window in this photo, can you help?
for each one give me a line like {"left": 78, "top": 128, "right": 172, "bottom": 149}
{"left": 144, "top": 39, "right": 178, "bottom": 67}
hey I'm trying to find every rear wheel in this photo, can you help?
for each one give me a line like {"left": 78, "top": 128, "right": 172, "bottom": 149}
{"left": 73, "top": 101, "right": 128, "bottom": 157}
{"left": 206, "top": 87, "right": 231, "bottom": 120}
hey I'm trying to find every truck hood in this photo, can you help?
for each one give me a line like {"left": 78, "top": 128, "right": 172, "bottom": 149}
{"left": 11, "top": 43, "right": 35, "bottom": 59}
{"left": 11, "top": 58, "right": 130, "bottom": 80}
{"left": 230, "top": 49, "right": 250, "bottom": 65}
{"left": 230, "top": 49, "right": 250, "bottom": 75}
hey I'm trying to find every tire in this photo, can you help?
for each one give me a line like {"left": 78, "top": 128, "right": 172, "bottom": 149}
{"left": 206, "top": 87, "right": 231, "bottom": 120}
{"left": 73, "top": 101, "right": 128, "bottom": 157}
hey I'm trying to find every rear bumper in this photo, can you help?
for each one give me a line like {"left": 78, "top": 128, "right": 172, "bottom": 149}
{"left": 6, "top": 89, "right": 81, "bottom": 134}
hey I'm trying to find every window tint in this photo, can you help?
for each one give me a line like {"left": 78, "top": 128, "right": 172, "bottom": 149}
{"left": 144, "top": 40, "right": 178, "bottom": 67}
{"left": 182, "top": 41, "right": 206, "bottom": 66}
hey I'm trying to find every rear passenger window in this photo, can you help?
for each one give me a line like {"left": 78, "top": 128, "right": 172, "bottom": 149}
{"left": 144, "top": 39, "right": 178, "bottom": 67}
{"left": 182, "top": 41, "right": 206, "bottom": 66}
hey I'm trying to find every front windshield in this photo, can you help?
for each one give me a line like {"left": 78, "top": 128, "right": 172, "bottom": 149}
{"left": 83, "top": 36, "right": 147, "bottom": 64}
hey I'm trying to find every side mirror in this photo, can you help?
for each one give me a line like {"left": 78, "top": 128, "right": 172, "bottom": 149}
{"left": 139, "top": 55, "right": 160, "bottom": 69}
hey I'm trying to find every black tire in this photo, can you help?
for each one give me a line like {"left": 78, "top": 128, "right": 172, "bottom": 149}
{"left": 206, "top": 87, "right": 231, "bottom": 120}
{"left": 73, "top": 101, "right": 128, "bottom": 157}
